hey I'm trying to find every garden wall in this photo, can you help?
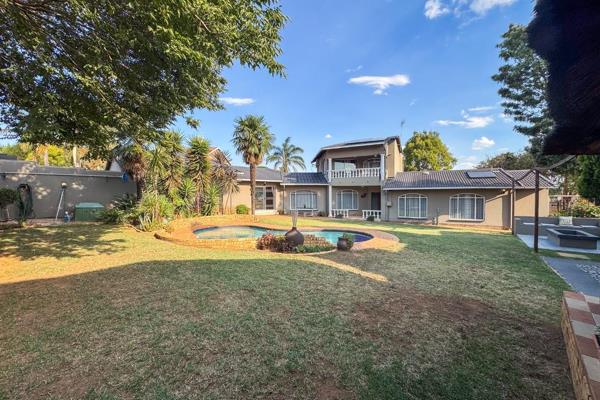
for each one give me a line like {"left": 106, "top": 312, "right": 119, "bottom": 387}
{"left": 0, "top": 160, "right": 136, "bottom": 219}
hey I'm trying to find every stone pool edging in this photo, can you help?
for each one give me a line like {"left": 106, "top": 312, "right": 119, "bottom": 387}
{"left": 154, "top": 219, "right": 399, "bottom": 252}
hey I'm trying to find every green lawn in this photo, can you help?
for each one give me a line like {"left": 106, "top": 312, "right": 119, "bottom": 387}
{"left": 0, "top": 217, "right": 573, "bottom": 399}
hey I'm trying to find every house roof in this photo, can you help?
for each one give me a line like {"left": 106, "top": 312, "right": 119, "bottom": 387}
{"left": 311, "top": 136, "right": 401, "bottom": 163}
{"left": 233, "top": 165, "right": 283, "bottom": 182}
{"left": 283, "top": 172, "right": 328, "bottom": 185}
{"left": 383, "top": 169, "right": 555, "bottom": 190}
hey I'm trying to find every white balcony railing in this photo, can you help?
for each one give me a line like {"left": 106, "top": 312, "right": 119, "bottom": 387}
{"left": 329, "top": 167, "right": 380, "bottom": 179}
{"left": 331, "top": 209, "right": 350, "bottom": 218}
{"left": 362, "top": 210, "right": 382, "bottom": 220}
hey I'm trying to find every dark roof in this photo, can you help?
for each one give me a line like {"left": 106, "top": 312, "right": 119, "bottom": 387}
{"left": 312, "top": 136, "right": 400, "bottom": 163}
{"left": 283, "top": 172, "right": 328, "bottom": 185}
{"left": 233, "top": 165, "right": 282, "bottom": 182}
{"left": 383, "top": 169, "right": 555, "bottom": 190}
{"left": 527, "top": 0, "right": 600, "bottom": 154}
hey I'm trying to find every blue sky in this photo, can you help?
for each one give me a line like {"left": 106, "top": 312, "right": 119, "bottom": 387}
{"left": 173, "top": 0, "right": 536, "bottom": 170}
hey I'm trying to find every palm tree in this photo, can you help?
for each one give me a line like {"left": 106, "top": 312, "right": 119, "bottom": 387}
{"left": 231, "top": 115, "right": 274, "bottom": 216}
{"left": 147, "top": 131, "right": 184, "bottom": 194}
{"left": 186, "top": 136, "right": 211, "bottom": 213}
{"left": 115, "top": 141, "right": 148, "bottom": 200}
{"left": 211, "top": 150, "right": 239, "bottom": 213}
{"left": 267, "top": 137, "right": 306, "bottom": 173}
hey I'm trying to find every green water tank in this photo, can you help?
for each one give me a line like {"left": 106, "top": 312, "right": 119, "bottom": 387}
{"left": 74, "top": 202, "right": 104, "bottom": 221}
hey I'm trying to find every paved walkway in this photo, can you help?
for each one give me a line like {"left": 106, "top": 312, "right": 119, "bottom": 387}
{"left": 543, "top": 257, "right": 600, "bottom": 296}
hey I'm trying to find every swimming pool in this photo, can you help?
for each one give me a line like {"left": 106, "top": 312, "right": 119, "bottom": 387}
{"left": 193, "top": 226, "right": 373, "bottom": 244}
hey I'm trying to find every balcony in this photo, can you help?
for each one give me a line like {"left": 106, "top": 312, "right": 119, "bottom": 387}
{"left": 328, "top": 167, "right": 381, "bottom": 186}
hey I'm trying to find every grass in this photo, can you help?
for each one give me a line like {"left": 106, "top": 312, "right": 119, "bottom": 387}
{"left": 0, "top": 216, "right": 573, "bottom": 399}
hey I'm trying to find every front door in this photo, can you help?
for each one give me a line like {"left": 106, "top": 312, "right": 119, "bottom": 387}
{"left": 371, "top": 192, "right": 381, "bottom": 210}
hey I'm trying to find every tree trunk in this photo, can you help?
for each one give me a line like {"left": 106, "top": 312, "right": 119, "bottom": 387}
{"left": 72, "top": 146, "right": 78, "bottom": 167}
{"left": 250, "top": 163, "right": 256, "bottom": 216}
{"left": 136, "top": 178, "right": 145, "bottom": 201}
{"left": 43, "top": 148, "right": 49, "bottom": 166}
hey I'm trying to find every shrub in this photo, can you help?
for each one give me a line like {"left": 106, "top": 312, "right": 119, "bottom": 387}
{"left": 0, "top": 188, "right": 18, "bottom": 209}
{"left": 135, "top": 191, "right": 175, "bottom": 231}
{"left": 366, "top": 215, "right": 375, "bottom": 222}
{"left": 236, "top": 204, "right": 249, "bottom": 215}
{"left": 561, "top": 198, "right": 600, "bottom": 218}
{"left": 256, "top": 233, "right": 295, "bottom": 252}
{"left": 295, "top": 244, "right": 335, "bottom": 253}
{"left": 99, "top": 194, "right": 137, "bottom": 224}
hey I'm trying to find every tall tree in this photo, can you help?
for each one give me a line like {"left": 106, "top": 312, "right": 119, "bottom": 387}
{"left": 0, "top": 0, "right": 286, "bottom": 154}
{"left": 211, "top": 150, "right": 239, "bottom": 214}
{"left": 267, "top": 137, "right": 305, "bottom": 173}
{"left": 231, "top": 115, "right": 274, "bottom": 216}
{"left": 477, "top": 151, "right": 535, "bottom": 170}
{"left": 147, "top": 131, "right": 184, "bottom": 194}
{"left": 578, "top": 156, "right": 600, "bottom": 204}
{"left": 492, "top": 23, "right": 578, "bottom": 192}
{"left": 492, "top": 24, "right": 552, "bottom": 154}
{"left": 186, "top": 136, "right": 211, "bottom": 214}
{"left": 114, "top": 141, "right": 147, "bottom": 200}
{"left": 404, "top": 131, "right": 456, "bottom": 171}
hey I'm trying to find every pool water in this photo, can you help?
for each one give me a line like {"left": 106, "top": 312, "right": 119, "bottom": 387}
{"left": 193, "top": 226, "right": 372, "bottom": 244}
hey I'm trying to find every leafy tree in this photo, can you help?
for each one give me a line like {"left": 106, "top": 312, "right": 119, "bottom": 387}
{"left": 492, "top": 24, "right": 578, "bottom": 193}
{"left": 492, "top": 24, "right": 552, "bottom": 152}
{"left": 186, "top": 136, "right": 211, "bottom": 213}
{"left": 577, "top": 156, "right": 600, "bottom": 204}
{"left": 231, "top": 115, "right": 274, "bottom": 215}
{"left": 267, "top": 137, "right": 305, "bottom": 173}
{"left": 477, "top": 151, "right": 535, "bottom": 170}
{"left": 403, "top": 131, "right": 456, "bottom": 171}
{"left": 0, "top": 0, "right": 286, "bottom": 154}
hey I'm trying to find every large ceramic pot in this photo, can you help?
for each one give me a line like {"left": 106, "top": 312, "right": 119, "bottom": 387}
{"left": 285, "top": 227, "right": 304, "bottom": 246}
{"left": 337, "top": 237, "right": 352, "bottom": 251}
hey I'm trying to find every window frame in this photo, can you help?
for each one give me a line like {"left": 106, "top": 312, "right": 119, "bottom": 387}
{"left": 290, "top": 190, "right": 318, "bottom": 211}
{"left": 448, "top": 193, "right": 485, "bottom": 221}
{"left": 335, "top": 189, "right": 359, "bottom": 210}
{"left": 255, "top": 186, "right": 275, "bottom": 210}
{"left": 397, "top": 193, "right": 428, "bottom": 219}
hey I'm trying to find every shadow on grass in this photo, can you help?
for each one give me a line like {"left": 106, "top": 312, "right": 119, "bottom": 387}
{"left": 0, "top": 257, "right": 571, "bottom": 400}
{"left": 0, "top": 223, "right": 127, "bottom": 261}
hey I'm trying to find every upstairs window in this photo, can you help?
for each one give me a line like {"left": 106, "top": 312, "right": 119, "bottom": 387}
{"left": 336, "top": 190, "right": 358, "bottom": 210}
{"left": 290, "top": 191, "right": 317, "bottom": 210}
{"left": 333, "top": 160, "right": 356, "bottom": 170}
{"left": 398, "top": 194, "right": 427, "bottom": 219}
{"left": 449, "top": 194, "right": 484, "bottom": 221}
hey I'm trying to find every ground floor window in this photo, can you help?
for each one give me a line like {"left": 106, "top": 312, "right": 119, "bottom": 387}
{"left": 398, "top": 194, "right": 427, "bottom": 219}
{"left": 449, "top": 194, "right": 484, "bottom": 221}
{"left": 336, "top": 190, "right": 358, "bottom": 210}
{"left": 255, "top": 186, "right": 275, "bottom": 210}
{"left": 290, "top": 191, "right": 317, "bottom": 210}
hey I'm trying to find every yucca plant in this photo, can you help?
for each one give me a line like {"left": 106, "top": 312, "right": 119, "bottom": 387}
{"left": 201, "top": 182, "right": 220, "bottom": 216}
{"left": 186, "top": 136, "right": 211, "bottom": 214}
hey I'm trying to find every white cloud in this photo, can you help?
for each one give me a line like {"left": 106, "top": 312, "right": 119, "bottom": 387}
{"left": 455, "top": 155, "right": 479, "bottom": 170}
{"left": 345, "top": 65, "right": 363, "bottom": 73}
{"left": 424, "top": 0, "right": 450, "bottom": 19}
{"left": 436, "top": 115, "right": 494, "bottom": 129}
{"left": 468, "top": 105, "right": 495, "bottom": 113}
{"left": 348, "top": 74, "right": 411, "bottom": 95}
{"left": 219, "top": 97, "right": 255, "bottom": 106}
{"left": 472, "top": 136, "right": 495, "bottom": 150}
{"left": 424, "top": 0, "right": 516, "bottom": 20}
{"left": 470, "top": 0, "right": 517, "bottom": 15}
{"left": 325, "top": 133, "right": 332, "bottom": 139}
{"left": 409, "top": 99, "right": 418, "bottom": 107}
